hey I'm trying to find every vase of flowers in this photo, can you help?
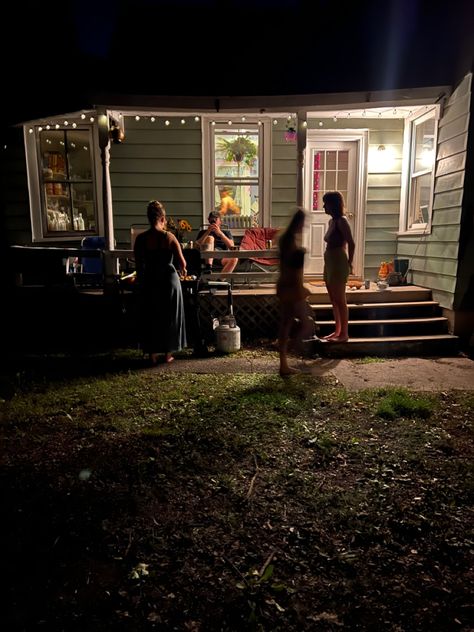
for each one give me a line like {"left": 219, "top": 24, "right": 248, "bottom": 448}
{"left": 166, "top": 217, "right": 193, "bottom": 244}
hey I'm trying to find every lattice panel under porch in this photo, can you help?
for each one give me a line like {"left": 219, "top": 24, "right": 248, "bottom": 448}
{"left": 198, "top": 294, "right": 280, "bottom": 340}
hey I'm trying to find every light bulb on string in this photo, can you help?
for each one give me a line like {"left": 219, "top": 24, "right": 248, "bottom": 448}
{"left": 165, "top": 120, "right": 170, "bottom": 126}
{"left": 181, "top": 119, "right": 186, "bottom": 125}
{"left": 151, "top": 117, "right": 155, "bottom": 122}
{"left": 194, "top": 116, "right": 200, "bottom": 122}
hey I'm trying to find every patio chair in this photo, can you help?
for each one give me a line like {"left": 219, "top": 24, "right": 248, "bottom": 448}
{"left": 66, "top": 236, "right": 108, "bottom": 287}
{"left": 239, "top": 227, "right": 280, "bottom": 272}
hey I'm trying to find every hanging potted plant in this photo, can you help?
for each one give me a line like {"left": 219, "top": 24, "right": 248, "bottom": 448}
{"left": 284, "top": 118, "right": 297, "bottom": 143}
{"left": 217, "top": 135, "right": 257, "bottom": 169}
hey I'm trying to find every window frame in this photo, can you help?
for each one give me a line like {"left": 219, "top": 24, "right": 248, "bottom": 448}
{"left": 399, "top": 107, "right": 439, "bottom": 235}
{"left": 202, "top": 116, "right": 271, "bottom": 234}
{"left": 24, "top": 120, "right": 103, "bottom": 242}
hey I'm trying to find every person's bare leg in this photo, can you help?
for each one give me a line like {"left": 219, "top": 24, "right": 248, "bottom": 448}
{"left": 221, "top": 257, "right": 238, "bottom": 273}
{"left": 279, "top": 311, "right": 300, "bottom": 376}
{"left": 323, "top": 284, "right": 340, "bottom": 339}
{"left": 328, "top": 282, "right": 349, "bottom": 342}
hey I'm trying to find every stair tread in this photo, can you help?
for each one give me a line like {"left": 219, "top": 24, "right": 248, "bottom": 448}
{"left": 318, "top": 317, "right": 447, "bottom": 325}
{"left": 311, "top": 300, "right": 439, "bottom": 309}
{"left": 319, "top": 334, "right": 458, "bottom": 344}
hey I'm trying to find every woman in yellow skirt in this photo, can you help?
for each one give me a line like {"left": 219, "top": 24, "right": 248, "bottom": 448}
{"left": 322, "top": 192, "right": 355, "bottom": 343}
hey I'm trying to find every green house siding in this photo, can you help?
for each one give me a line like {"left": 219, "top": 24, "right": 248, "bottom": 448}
{"left": 110, "top": 117, "right": 203, "bottom": 248}
{"left": 1, "top": 128, "right": 32, "bottom": 246}
{"left": 271, "top": 123, "right": 297, "bottom": 228}
{"left": 396, "top": 73, "right": 471, "bottom": 309}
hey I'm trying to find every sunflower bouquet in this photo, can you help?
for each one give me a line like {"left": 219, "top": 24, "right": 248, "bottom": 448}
{"left": 166, "top": 217, "right": 193, "bottom": 243}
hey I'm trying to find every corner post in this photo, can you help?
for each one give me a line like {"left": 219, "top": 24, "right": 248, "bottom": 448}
{"left": 97, "top": 110, "right": 117, "bottom": 291}
{"left": 296, "top": 111, "right": 307, "bottom": 208}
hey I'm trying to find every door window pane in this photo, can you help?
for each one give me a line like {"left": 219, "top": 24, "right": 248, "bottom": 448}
{"left": 311, "top": 149, "right": 349, "bottom": 211}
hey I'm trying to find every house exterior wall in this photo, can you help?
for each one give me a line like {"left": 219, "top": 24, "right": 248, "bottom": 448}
{"left": 1, "top": 127, "right": 33, "bottom": 247}
{"left": 110, "top": 116, "right": 203, "bottom": 248}
{"left": 397, "top": 73, "right": 472, "bottom": 309}
{"left": 271, "top": 118, "right": 404, "bottom": 279}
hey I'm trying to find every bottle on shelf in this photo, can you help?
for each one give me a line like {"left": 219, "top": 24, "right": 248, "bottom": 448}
{"left": 78, "top": 213, "right": 85, "bottom": 230}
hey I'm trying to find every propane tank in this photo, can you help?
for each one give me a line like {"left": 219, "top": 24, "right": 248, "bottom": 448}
{"left": 215, "top": 317, "right": 241, "bottom": 353}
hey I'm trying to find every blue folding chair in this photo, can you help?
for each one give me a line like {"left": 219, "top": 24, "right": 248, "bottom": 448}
{"left": 81, "top": 236, "right": 105, "bottom": 275}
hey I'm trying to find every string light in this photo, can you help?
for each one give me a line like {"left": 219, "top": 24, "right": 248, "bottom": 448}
{"left": 273, "top": 119, "right": 278, "bottom": 125}
{"left": 194, "top": 116, "right": 200, "bottom": 122}
{"left": 151, "top": 116, "right": 156, "bottom": 122}
{"left": 81, "top": 114, "right": 86, "bottom": 120}
{"left": 165, "top": 120, "right": 170, "bottom": 126}
{"left": 64, "top": 121, "right": 69, "bottom": 126}
{"left": 181, "top": 119, "right": 186, "bottom": 124}
{"left": 135, "top": 115, "right": 140, "bottom": 121}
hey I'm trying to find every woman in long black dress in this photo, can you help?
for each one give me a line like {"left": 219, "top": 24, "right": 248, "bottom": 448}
{"left": 134, "top": 200, "right": 187, "bottom": 364}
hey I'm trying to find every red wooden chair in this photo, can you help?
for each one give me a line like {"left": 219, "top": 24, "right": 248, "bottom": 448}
{"left": 239, "top": 227, "right": 280, "bottom": 271}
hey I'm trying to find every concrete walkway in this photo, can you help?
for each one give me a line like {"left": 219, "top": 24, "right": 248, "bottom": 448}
{"left": 151, "top": 352, "right": 474, "bottom": 391}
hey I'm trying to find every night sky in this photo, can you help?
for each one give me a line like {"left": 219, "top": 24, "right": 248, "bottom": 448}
{"left": 1, "top": 0, "right": 473, "bottom": 124}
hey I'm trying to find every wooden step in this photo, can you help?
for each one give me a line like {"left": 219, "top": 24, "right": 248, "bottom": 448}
{"left": 317, "top": 317, "right": 449, "bottom": 337}
{"left": 311, "top": 301, "right": 442, "bottom": 320}
{"left": 306, "top": 334, "right": 460, "bottom": 357}
{"left": 307, "top": 286, "right": 433, "bottom": 304}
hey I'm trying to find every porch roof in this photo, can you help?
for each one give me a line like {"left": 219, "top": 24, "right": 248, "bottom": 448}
{"left": 16, "top": 83, "right": 451, "bottom": 127}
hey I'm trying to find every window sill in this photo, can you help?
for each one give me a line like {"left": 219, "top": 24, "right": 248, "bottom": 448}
{"left": 396, "top": 229, "right": 431, "bottom": 237}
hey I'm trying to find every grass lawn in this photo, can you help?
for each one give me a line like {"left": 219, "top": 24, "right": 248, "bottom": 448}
{"left": 1, "top": 349, "right": 473, "bottom": 631}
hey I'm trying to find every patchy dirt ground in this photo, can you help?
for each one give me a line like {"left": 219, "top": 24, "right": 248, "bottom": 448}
{"left": 0, "top": 352, "right": 473, "bottom": 631}
{"left": 147, "top": 350, "right": 474, "bottom": 392}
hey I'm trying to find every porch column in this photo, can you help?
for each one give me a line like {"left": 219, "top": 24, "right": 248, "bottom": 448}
{"left": 97, "top": 110, "right": 116, "bottom": 290}
{"left": 296, "top": 111, "right": 307, "bottom": 208}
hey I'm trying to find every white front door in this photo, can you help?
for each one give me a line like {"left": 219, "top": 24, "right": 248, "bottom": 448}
{"left": 304, "top": 139, "right": 362, "bottom": 276}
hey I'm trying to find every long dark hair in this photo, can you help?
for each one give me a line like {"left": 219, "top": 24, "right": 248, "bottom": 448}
{"left": 147, "top": 200, "right": 166, "bottom": 226}
{"left": 279, "top": 208, "right": 306, "bottom": 251}
{"left": 322, "top": 191, "right": 345, "bottom": 218}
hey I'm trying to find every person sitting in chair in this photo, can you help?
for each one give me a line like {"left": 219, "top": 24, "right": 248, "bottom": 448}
{"left": 195, "top": 211, "right": 238, "bottom": 273}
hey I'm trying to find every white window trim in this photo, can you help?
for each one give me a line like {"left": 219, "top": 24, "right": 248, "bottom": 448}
{"left": 398, "top": 106, "right": 439, "bottom": 235}
{"left": 24, "top": 120, "right": 104, "bottom": 243}
{"left": 201, "top": 115, "right": 271, "bottom": 233}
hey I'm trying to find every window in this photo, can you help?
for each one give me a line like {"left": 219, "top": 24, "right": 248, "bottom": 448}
{"left": 204, "top": 119, "right": 269, "bottom": 231}
{"left": 404, "top": 109, "right": 437, "bottom": 232}
{"left": 311, "top": 149, "right": 349, "bottom": 210}
{"left": 24, "top": 119, "right": 102, "bottom": 242}
{"left": 33, "top": 126, "right": 98, "bottom": 238}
